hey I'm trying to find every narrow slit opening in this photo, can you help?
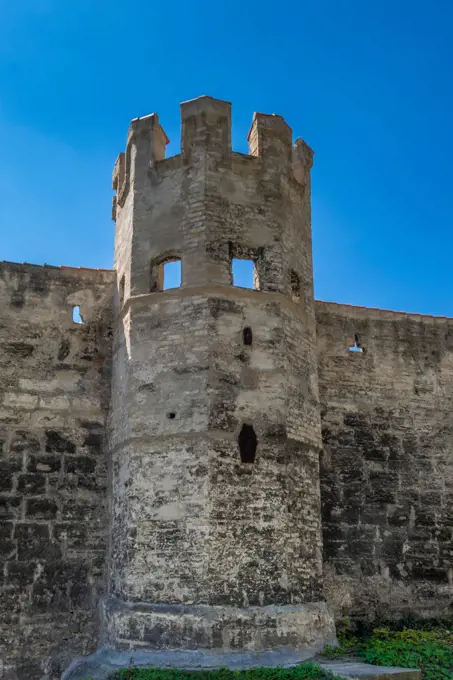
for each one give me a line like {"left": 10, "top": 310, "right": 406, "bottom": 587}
{"left": 238, "top": 424, "right": 257, "bottom": 463}
{"left": 119, "top": 275, "right": 125, "bottom": 307}
{"left": 290, "top": 270, "right": 301, "bottom": 303}
{"left": 243, "top": 327, "right": 253, "bottom": 346}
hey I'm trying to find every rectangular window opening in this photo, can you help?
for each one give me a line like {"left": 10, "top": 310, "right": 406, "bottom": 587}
{"left": 162, "top": 259, "right": 181, "bottom": 290}
{"left": 232, "top": 258, "right": 258, "bottom": 290}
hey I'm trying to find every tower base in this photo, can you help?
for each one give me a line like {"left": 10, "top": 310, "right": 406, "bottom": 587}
{"left": 62, "top": 598, "right": 336, "bottom": 680}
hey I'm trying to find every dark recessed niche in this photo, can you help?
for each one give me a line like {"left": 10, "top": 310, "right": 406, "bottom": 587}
{"left": 238, "top": 424, "right": 257, "bottom": 463}
{"left": 243, "top": 327, "right": 253, "bottom": 346}
{"left": 167, "top": 412, "right": 176, "bottom": 419}
{"left": 119, "top": 275, "right": 125, "bottom": 307}
{"left": 290, "top": 269, "right": 301, "bottom": 303}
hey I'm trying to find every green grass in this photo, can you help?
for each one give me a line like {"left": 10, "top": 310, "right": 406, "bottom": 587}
{"left": 120, "top": 664, "right": 341, "bottom": 680}
{"left": 321, "top": 626, "right": 453, "bottom": 680}
{"left": 115, "top": 623, "right": 453, "bottom": 680}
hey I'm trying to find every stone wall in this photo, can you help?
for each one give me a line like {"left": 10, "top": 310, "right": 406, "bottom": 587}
{"left": 316, "top": 301, "right": 453, "bottom": 623}
{"left": 0, "top": 262, "right": 114, "bottom": 679}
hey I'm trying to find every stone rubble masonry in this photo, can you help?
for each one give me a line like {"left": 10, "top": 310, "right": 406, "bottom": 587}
{"left": 0, "top": 96, "right": 451, "bottom": 680}
{"left": 317, "top": 301, "right": 453, "bottom": 622}
{"left": 0, "top": 262, "right": 115, "bottom": 679}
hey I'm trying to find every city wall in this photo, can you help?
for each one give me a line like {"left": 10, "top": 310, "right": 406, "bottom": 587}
{"left": 317, "top": 301, "right": 453, "bottom": 623}
{"left": 0, "top": 261, "right": 114, "bottom": 678}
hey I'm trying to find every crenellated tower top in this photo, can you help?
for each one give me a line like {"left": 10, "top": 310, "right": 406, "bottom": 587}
{"left": 111, "top": 95, "right": 315, "bottom": 306}
{"left": 112, "top": 95, "right": 313, "bottom": 221}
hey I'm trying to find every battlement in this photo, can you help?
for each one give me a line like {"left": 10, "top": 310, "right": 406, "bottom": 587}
{"left": 112, "top": 96, "right": 313, "bottom": 219}
{"left": 0, "top": 260, "right": 115, "bottom": 325}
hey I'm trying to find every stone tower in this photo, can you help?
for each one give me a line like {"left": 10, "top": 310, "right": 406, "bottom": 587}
{"left": 104, "top": 96, "right": 335, "bottom": 656}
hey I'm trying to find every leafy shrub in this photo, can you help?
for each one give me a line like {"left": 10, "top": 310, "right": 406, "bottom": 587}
{"left": 321, "top": 626, "right": 453, "bottom": 680}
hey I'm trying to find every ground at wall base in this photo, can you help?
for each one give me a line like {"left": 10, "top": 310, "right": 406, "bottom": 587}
{"left": 60, "top": 649, "right": 420, "bottom": 680}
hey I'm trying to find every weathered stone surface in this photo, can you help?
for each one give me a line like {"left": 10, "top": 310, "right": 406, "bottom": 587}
{"left": 0, "top": 262, "right": 114, "bottom": 679}
{"left": 317, "top": 302, "right": 453, "bottom": 622}
{"left": 101, "top": 597, "right": 335, "bottom": 652}
{"left": 104, "top": 95, "right": 332, "bottom": 658}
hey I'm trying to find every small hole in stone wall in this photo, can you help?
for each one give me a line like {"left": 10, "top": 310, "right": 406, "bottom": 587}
{"left": 232, "top": 259, "right": 257, "bottom": 289}
{"left": 290, "top": 270, "right": 301, "bottom": 303}
{"left": 238, "top": 424, "right": 257, "bottom": 463}
{"left": 167, "top": 412, "right": 176, "bottom": 419}
{"left": 72, "top": 306, "right": 85, "bottom": 325}
{"left": 243, "top": 327, "right": 253, "bottom": 346}
{"left": 348, "top": 334, "right": 363, "bottom": 353}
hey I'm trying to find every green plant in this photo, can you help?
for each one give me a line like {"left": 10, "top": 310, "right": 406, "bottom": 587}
{"left": 119, "top": 663, "right": 344, "bottom": 680}
{"left": 321, "top": 626, "right": 453, "bottom": 680}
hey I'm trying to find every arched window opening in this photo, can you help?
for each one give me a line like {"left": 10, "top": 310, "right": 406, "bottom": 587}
{"left": 72, "top": 306, "right": 85, "bottom": 325}
{"left": 232, "top": 258, "right": 259, "bottom": 290}
{"left": 238, "top": 424, "right": 257, "bottom": 463}
{"left": 243, "top": 327, "right": 253, "bottom": 346}
{"left": 290, "top": 270, "right": 301, "bottom": 304}
{"left": 348, "top": 334, "right": 363, "bottom": 353}
{"left": 151, "top": 256, "right": 182, "bottom": 292}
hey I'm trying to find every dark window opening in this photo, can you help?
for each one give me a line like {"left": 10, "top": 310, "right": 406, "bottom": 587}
{"left": 167, "top": 412, "right": 176, "bottom": 419}
{"left": 243, "top": 327, "right": 253, "bottom": 346}
{"left": 119, "top": 275, "right": 125, "bottom": 307}
{"left": 238, "top": 424, "right": 257, "bottom": 463}
{"left": 348, "top": 334, "right": 363, "bottom": 353}
{"left": 290, "top": 270, "right": 301, "bottom": 303}
{"left": 232, "top": 258, "right": 258, "bottom": 290}
{"left": 72, "top": 306, "right": 85, "bottom": 324}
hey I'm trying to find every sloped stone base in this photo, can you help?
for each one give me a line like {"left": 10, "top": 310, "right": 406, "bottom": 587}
{"left": 62, "top": 647, "right": 329, "bottom": 680}
{"left": 62, "top": 597, "right": 337, "bottom": 679}
{"left": 101, "top": 596, "right": 336, "bottom": 652}
{"left": 62, "top": 651, "right": 421, "bottom": 680}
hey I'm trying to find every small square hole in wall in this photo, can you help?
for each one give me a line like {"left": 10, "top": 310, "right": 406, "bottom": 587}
{"left": 232, "top": 259, "right": 256, "bottom": 289}
{"left": 163, "top": 260, "right": 181, "bottom": 290}
{"left": 348, "top": 334, "right": 363, "bottom": 353}
{"left": 72, "top": 305, "right": 85, "bottom": 324}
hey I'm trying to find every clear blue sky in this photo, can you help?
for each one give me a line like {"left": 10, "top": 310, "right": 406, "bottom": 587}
{"left": 1, "top": 0, "right": 452, "bottom": 315}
